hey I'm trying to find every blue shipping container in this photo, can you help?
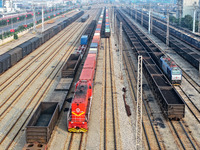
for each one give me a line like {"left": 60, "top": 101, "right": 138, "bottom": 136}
{"left": 96, "top": 28, "right": 101, "bottom": 31}
{"left": 90, "top": 43, "right": 98, "bottom": 48}
{"left": 81, "top": 35, "right": 88, "bottom": 45}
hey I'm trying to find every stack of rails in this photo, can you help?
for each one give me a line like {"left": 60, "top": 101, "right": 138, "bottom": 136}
{"left": 124, "top": 7, "right": 200, "bottom": 71}
{"left": 23, "top": 14, "right": 97, "bottom": 149}
{"left": 116, "top": 9, "right": 185, "bottom": 120}
{"left": 126, "top": 7, "right": 200, "bottom": 51}
{"left": 67, "top": 8, "right": 105, "bottom": 133}
{"left": 0, "top": 11, "right": 84, "bottom": 74}
{"left": 105, "top": 8, "right": 111, "bottom": 38}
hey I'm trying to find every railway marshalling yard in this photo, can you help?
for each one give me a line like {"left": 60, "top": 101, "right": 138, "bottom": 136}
{"left": 0, "top": 5, "right": 200, "bottom": 150}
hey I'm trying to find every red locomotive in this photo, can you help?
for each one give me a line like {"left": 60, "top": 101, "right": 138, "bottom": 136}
{"left": 68, "top": 53, "right": 97, "bottom": 132}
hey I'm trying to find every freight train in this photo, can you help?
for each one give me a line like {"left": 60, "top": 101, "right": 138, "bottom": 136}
{"left": 129, "top": 7, "right": 200, "bottom": 50}
{"left": 125, "top": 7, "right": 200, "bottom": 71}
{"left": 23, "top": 11, "right": 99, "bottom": 149}
{"left": 105, "top": 8, "right": 111, "bottom": 38}
{"left": 0, "top": 11, "right": 84, "bottom": 74}
{"left": 116, "top": 9, "right": 185, "bottom": 120}
{"left": 67, "top": 9, "right": 105, "bottom": 133}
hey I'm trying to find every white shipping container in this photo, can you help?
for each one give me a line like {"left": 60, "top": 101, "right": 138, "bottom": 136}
{"left": 89, "top": 48, "right": 98, "bottom": 54}
{"left": 94, "top": 33, "right": 100, "bottom": 36}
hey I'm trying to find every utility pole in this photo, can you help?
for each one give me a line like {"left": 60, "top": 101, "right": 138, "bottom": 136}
{"left": 2, "top": 30, "right": 4, "bottom": 41}
{"left": 25, "top": 9, "right": 27, "bottom": 25}
{"left": 166, "top": 11, "right": 169, "bottom": 47}
{"left": 141, "top": 6, "right": 143, "bottom": 26}
{"left": 135, "top": 4, "right": 137, "bottom": 21}
{"left": 148, "top": 4, "right": 151, "bottom": 34}
{"left": 131, "top": 4, "right": 133, "bottom": 18}
{"left": 11, "top": 16, "right": 13, "bottom": 29}
{"left": 120, "top": 22, "right": 123, "bottom": 79}
{"left": 32, "top": 1, "right": 36, "bottom": 32}
{"left": 199, "top": 9, "right": 200, "bottom": 33}
{"left": 115, "top": 13, "right": 117, "bottom": 35}
{"left": 177, "top": 0, "right": 182, "bottom": 25}
{"left": 136, "top": 55, "right": 143, "bottom": 150}
{"left": 42, "top": 5, "right": 44, "bottom": 32}
{"left": 112, "top": 9, "right": 114, "bottom": 33}
{"left": 150, "top": 9, "right": 153, "bottom": 34}
{"left": 193, "top": 4, "right": 197, "bottom": 33}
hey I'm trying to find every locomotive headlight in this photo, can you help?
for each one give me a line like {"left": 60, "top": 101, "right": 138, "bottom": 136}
{"left": 82, "top": 122, "right": 84, "bottom": 124}
{"left": 71, "top": 122, "right": 73, "bottom": 124}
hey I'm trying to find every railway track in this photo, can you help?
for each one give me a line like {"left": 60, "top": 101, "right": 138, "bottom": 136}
{"left": 0, "top": 21, "right": 85, "bottom": 119}
{"left": 174, "top": 85, "right": 200, "bottom": 123}
{"left": 122, "top": 39, "right": 163, "bottom": 150}
{"left": 46, "top": 10, "right": 100, "bottom": 150}
{"left": 168, "top": 120, "right": 200, "bottom": 150}
{"left": 119, "top": 8, "right": 200, "bottom": 150}
{"left": 0, "top": 10, "right": 98, "bottom": 149}
{"left": 64, "top": 133, "right": 85, "bottom": 150}
{"left": 0, "top": 11, "right": 76, "bottom": 87}
{"left": 102, "top": 38, "right": 117, "bottom": 150}
{"left": 182, "top": 71, "right": 200, "bottom": 93}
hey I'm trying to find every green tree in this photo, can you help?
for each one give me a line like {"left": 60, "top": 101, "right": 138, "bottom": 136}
{"left": 181, "top": 15, "right": 193, "bottom": 30}
{"left": 14, "top": 33, "right": 18, "bottom": 39}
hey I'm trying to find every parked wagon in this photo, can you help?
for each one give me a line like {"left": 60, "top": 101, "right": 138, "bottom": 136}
{"left": 18, "top": 41, "right": 32, "bottom": 58}
{"left": 81, "top": 14, "right": 89, "bottom": 22}
{"left": 7, "top": 47, "right": 22, "bottom": 66}
{"left": 26, "top": 102, "right": 59, "bottom": 143}
{"left": 0, "top": 53, "right": 11, "bottom": 74}
{"left": 29, "top": 37, "right": 40, "bottom": 50}
{"left": 61, "top": 54, "right": 81, "bottom": 78}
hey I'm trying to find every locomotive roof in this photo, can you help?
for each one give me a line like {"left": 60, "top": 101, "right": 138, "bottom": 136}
{"left": 73, "top": 83, "right": 88, "bottom": 103}
{"left": 75, "top": 84, "right": 88, "bottom": 97}
{"left": 161, "top": 56, "right": 179, "bottom": 69}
